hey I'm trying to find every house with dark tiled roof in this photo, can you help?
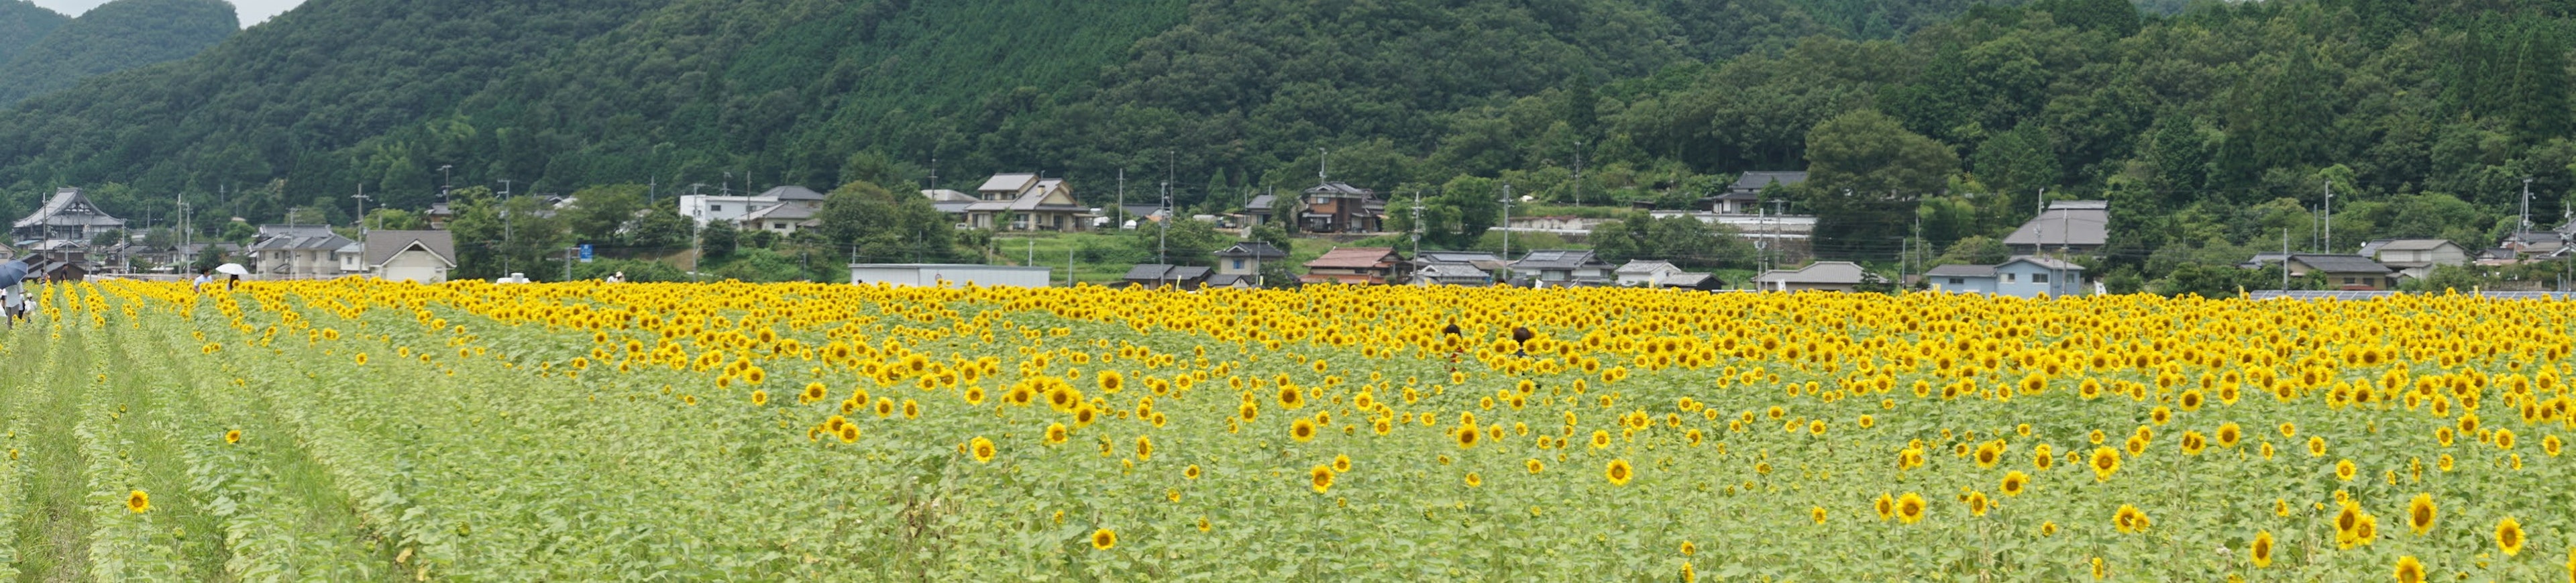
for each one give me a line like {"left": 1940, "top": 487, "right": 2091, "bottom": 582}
{"left": 251, "top": 225, "right": 358, "bottom": 280}
{"left": 1300, "top": 247, "right": 1405, "bottom": 285}
{"left": 1122, "top": 264, "right": 1212, "bottom": 289}
{"left": 1297, "top": 182, "right": 1384, "bottom": 233}
{"left": 2003, "top": 201, "right": 2108, "bottom": 254}
{"left": 1509, "top": 250, "right": 1613, "bottom": 286}
{"left": 2286, "top": 254, "right": 2396, "bottom": 290}
{"left": 1214, "top": 242, "right": 1287, "bottom": 278}
{"left": 1699, "top": 171, "right": 1806, "bottom": 214}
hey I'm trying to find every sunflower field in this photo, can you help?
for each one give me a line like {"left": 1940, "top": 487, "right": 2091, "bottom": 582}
{"left": 2, "top": 280, "right": 2575, "bottom": 581}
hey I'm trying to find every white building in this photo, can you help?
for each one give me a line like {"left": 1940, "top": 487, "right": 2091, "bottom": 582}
{"left": 362, "top": 231, "right": 458, "bottom": 283}
{"left": 849, "top": 264, "right": 1052, "bottom": 288}
{"left": 677, "top": 185, "right": 826, "bottom": 228}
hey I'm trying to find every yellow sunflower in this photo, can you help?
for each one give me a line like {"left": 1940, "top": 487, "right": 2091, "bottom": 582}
{"left": 2394, "top": 555, "right": 2424, "bottom": 583}
{"left": 1309, "top": 464, "right": 1335, "bottom": 493}
{"left": 2498, "top": 517, "right": 2526, "bottom": 556}
{"left": 2406, "top": 493, "right": 2434, "bottom": 535}
{"left": 1896, "top": 492, "right": 1927, "bottom": 524}
{"left": 125, "top": 490, "right": 149, "bottom": 513}
{"left": 1091, "top": 528, "right": 1117, "bottom": 550}
{"left": 970, "top": 437, "right": 997, "bottom": 463}
{"left": 1605, "top": 458, "right": 1633, "bottom": 486}
{"left": 2089, "top": 447, "right": 2121, "bottom": 482}
{"left": 2250, "top": 530, "right": 2275, "bottom": 568}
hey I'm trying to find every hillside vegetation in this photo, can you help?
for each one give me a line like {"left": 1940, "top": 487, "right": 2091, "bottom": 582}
{"left": 0, "top": 0, "right": 70, "bottom": 64}
{"left": 0, "top": 0, "right": 236, "bottom": 106}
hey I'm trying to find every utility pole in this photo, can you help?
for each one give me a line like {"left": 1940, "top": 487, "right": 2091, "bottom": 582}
{"left": 352, "top": 184, "right": 372, "bottom": 234}
{"left": 1318, "top": 148, "right": 1329, "bottom": 187}
{"left": 1410, "top": 190, "right": 1424, "bottom": 259}
{"left": 502, "top": 179, "right": 514, "bottom": 277}
{"left": 2522, "top": 177, "right": 2534, "bottom": 232}
{"left": 1499, "top": 182, "right": 1515, "bottom": 261}
{"left": 177, "top": 189, "right": 189, "bottom": 265}
{"left": 2322, "top": 180, "right": 2333, "bottom": 253}
{"left": 1159, "top": 180, "right": 1172, "bottom": 281}
{"left": 1067, "top": 246, "right": 1075, "bottom": 287}
{"left": 1117, "top": 168, "right": 1126, "bottom": 229}
{"left": 2283, "top": 227, "right": 2292, "bottom": 292}
{"left": 2033, "top": 188, "right": 2047, "bottom": 257}
{"left": 439, "top": 165, "right": 453, "bottom": 203}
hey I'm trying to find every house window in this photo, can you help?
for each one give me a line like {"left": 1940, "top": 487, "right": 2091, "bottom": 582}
{"left": 773, "top": 222, "right": 788, "bottom": 229}
{"left": 1947, "top": 277, "right": 1964, "bottom": 285}
{"left": 2343, "top": 277, "right": 2355, "bottom": 285}
{"left": 709, "top": 205, "right": 722, "bottom": 212}
{"left": 2004, "top": 273, "right": 2017, "bottom": 283}
{"left": 1232, "top": 259, "right": 1244, "bottom": 269}
{"left": 2031, "top": 273, "right": 2049, "bottom": 284}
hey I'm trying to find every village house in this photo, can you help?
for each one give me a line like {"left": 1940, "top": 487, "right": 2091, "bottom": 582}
{"left": 1300, "top": 247, "right": 1407, "bottom": 285}
{"left": 2355, "top": 238, "right": 2469, "bottom": 279}
{"left": 251, "top": 225, "right": 358, "bottom": 280}
{"left": 11, "top": 187, "right": 124, "bottom": 280}
{"left": 921, "top": 189, "right": 978, "bottom": 227}
{"left": 674, "top": 185, "right": 824, "bottom": 229}
{"left": 1408, "top": 251, "right": 1507, "bottom": 286}
{"left": 1210, "top": 241, "right": 1287, "bottom": 288}
{"left": 961, "top": 173, "right": 1092, "bottom": 231}
{"left": 1925, "top": 256, "right": 2086, "bottom": 298}
{"left": 733, "top": 186, "right": 826, "bottom": 234}
{"left": 1751, "top": 261, "right": 1868, "bottom": 292}
{"left": 2286, "top": 254, "right": 2397, "bottom": 290}
{"left": 2003, "top": 200, "right": 2108, "bottom": 255}
{"left": 1699, "top": 171, "right": 1805, "bottom": 214}
{"left": 1509, "top": 250, "right": 1614, "bottom": 286}
{"left": 359, "top": 230, "right": 458, "bottom": 283}
{"left": 1297, "top": 182, "right": 1385, "bottom": 233}
{"left": 1613, "top": 260, "right": 1687, "bottom": 286}
{"left": 1122, "top": 264, "right": 1212, "bottom": 289}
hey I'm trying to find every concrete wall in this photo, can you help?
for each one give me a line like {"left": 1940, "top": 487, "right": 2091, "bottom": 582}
{"left": 849, "top": 264, "right": 1053, "bottom": 288}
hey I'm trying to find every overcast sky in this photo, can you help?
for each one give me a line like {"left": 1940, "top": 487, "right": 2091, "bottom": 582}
{"left": 31, "top": 0, "right": 302, "bottom": 26}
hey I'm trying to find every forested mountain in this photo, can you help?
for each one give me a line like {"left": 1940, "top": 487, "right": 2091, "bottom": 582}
{"left": 0, "top": 0, "right": 2571, "bottom": 286}
{"left": 0, "top": 0, "right": 238, "bottom": 106}
{"left": 0, "top": 0, "right": 69, "bottom": 64}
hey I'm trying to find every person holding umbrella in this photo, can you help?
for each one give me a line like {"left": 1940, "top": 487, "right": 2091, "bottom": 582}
{"left": 214, "top": 262, "right": 250, "bottom": 291}
{"left": 0, "top": 255, "right": 31, "bottom": 328}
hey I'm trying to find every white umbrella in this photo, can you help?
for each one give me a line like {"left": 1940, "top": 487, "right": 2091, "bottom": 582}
{"left": 215, "top": 263, "right": 250, "bottom": 276}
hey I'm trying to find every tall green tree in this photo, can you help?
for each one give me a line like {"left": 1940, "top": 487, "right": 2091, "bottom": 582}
{"left": 1802, "top": 109, "right": 1958, "bottom": 257}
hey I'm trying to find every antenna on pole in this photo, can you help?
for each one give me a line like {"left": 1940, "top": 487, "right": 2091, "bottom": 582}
{"left": 1318, "top": 148, "right": 1329, "bottom": 187}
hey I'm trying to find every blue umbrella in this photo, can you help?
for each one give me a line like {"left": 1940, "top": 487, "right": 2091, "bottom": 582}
{"left": 0, "top": 258, "right": 28, "bottom": 289}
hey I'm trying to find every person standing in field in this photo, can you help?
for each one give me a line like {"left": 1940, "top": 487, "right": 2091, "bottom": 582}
{"left": 2, "top": 284, "right": 21, "bottom": 329}
{"left": 193, "top": 268, "right": 212, "bottom": 293}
